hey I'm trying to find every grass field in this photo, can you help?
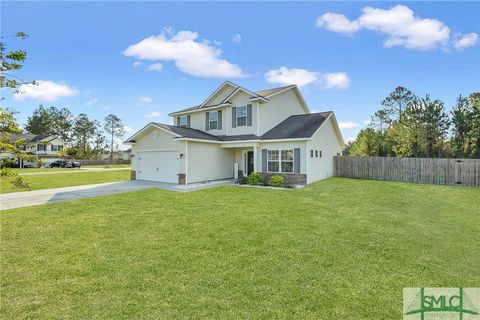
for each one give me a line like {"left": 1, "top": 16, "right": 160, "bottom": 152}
{"left": 0, "top": 170, "right": 130, "bottom": 193}
{"left": 1, "top": 178, "right": 479, "bottom": 318}
{"left": 83, "top": 164, "right": 131, "bottom": 168}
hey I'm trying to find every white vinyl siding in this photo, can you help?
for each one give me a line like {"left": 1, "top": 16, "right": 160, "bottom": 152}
{"left": 187, "top": 141, "right": 235, "bottom": 183}
{"left": 306, "top": 117, "right": 343, "bottom": 183}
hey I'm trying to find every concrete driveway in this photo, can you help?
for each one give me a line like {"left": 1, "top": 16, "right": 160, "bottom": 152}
{"left": 1, "top": 179, "right": 234, "bottom": 210}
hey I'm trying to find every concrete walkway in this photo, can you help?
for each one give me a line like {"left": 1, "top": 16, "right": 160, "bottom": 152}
{"left": 1, "top": 179, "right": 235, "bottom": 210}
{"left": 19, "top": 167, "right": 130, "bottom": 176}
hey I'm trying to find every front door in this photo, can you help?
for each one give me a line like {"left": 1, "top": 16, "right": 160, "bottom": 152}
{"left": 247, "top": 151, "right": 254, "bottom": 175}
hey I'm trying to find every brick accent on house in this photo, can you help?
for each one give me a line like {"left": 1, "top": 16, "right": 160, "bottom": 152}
{"left": 178, "top": 173, "right": 186, "bottom": 185}
{"left": 238, "top": 170, "right": 244, "bottom": 179}
{"left": 130, "top": 170, "right": 136, "bottom": 180}
{"left": 261, "top": 172, "right": 307, "bottom": 185}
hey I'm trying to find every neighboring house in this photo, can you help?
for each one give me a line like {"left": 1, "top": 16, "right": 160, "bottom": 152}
{"left": 125, "top": 81, "right": 344, "bottom": 185}
{"left": 1, "top": 133, "right": 65, "bottom": 165}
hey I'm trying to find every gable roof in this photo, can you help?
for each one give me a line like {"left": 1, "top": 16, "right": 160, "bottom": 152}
{"left": 126, "top": 112, "right": 339, "bottom": 144}
{"left": 261, "top": 112, "right": 332, "bottom": 140}
{"left": 168, "top": 81, "right": 305, "bottom": 116}
{"left": 2, "top": 133, "right": 59, "bottom": 143}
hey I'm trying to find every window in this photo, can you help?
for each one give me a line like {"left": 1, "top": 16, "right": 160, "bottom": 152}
{"left": 209, "top": 111, "right": 218, "bottom": 130}
{"left": 315, "top": 150, "right": 318, "bottom": 158}
{"left": 18, "top": 145, "right": 26, "bottom": 151}
{"left": 236, "top": 105, "right": 247, "bottom": 127}
{"left": 281, "top": 150, "right": 294, "bottom": 173}
{"left": 267, "top": 149, "right": 294, "bottom": 173}
{"left": 37, "top": 144, "right": 46, "bottom": 152}
{"left": 179, "top": 116, "right": 188, "bottom": 127}
{"left": 310, "top": 149, "right": 314, "bottom": 158}
{"left": 318, "top": 150, "right": 322, "bottom": 158}
{"left": 51, "top": 145, "right": 63, "bottom": 152}
{"left": 267, "top": 150, "right": 279, "bottom": 172}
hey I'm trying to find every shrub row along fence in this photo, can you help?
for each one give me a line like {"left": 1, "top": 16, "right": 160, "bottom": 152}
{"left": 333, "top": 156, "right": 480, "bottom": 187}
{"left": 76, "top": 159, "right": 131, "bottom": 166}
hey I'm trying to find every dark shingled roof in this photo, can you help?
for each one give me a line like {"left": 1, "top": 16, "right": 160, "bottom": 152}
{"left": 260, "top": 112, "right": 332, "bottom": 140}
{"left": 2, "top": 133, "right": 55, "bottom": 143}
{"left": 152, "top": 123, "right": 220, "bottom": 141}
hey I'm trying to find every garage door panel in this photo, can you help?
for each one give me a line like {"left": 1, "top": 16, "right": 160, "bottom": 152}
{"left": 137, "top": 151, "right": 179, "bottom": 183}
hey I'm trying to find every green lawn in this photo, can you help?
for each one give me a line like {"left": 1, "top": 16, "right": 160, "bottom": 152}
{"left": 0, "top": 170, "right": 130, "bottom": 193}
{"left": 1, "top": 178, "right": 479, "bottom": 319}
{"left": 83, "top": 164, "right": 131, "bottom": 169}
{"left": 11, "top": 167, "right": 79, "bottom": 174}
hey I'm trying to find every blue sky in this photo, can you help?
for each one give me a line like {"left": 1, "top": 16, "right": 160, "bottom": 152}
{"left": 2, "top": 1, "right": 479, "bottom": 144}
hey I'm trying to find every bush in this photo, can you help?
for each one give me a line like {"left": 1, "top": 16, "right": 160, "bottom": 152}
{"left": 0, "top": 167, "right": 15, "bottom": 177}
{"left": 247, "top": 172, "right": 262, "bottom": 185}
{"left": 12, "top": 177, "right": 32, "bottom": 191}
{"left": 269, "top": 175, "right": 285, "bottom": 188}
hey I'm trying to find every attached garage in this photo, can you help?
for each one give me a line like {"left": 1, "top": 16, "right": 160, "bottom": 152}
{"left": 136, "top": 151, "right": 180, "bottom": 183}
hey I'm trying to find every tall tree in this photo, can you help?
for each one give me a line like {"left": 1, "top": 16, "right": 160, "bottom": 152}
{"left": 421, "top": 95, "right": 449, "bottom": 157}
{"left": 348, "top": 128, "right": 382, "bottom": 156}
{"left": 25, "top": 105, "right": 52, "bottom": 134}
{"left": 0, "top": 31, "right": 32, "bottom": 90}
{"left": 49, "top": 106, "right": 73, "bottom": 142}
{"left": 92, "top": 125, "right": 108, "bottom": 159}
{"left": 72, "top": 113, "right": 96, "bottom": 158}
{"left": 468, "top": 93, "right": 480, "bottom": 158}
{"left": 104, "top": 114, "right": 125, "bottom": 160}
{"left": 450, "top": 95, "right": 473, "bottom": 157}
{"left": 381, "top": 86, "right": 415, "bottom": 121}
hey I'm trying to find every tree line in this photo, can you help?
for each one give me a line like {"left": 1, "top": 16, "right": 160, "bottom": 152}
{"left": 24, "top": 105, "right": 125, "bottom": 160}
{"left": 346, "top": 87, "right": 480, "bottom": 159}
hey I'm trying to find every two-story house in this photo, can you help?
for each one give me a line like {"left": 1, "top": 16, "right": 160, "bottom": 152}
{"left": 125, "top": 81, "right": 344, "bottom": 185}
{"left": 1, "top": 134, "right": 65, "bottom": 166}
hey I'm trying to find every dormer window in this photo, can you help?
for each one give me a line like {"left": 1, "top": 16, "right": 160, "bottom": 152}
{"left": 179, "top": 116, "right": 188, "bottom": 127}
{"left": 236, "top": 105, "right": 247, "bottom": 127}
{"left": 209, "top": 111, "right": 218, "bottom": 130}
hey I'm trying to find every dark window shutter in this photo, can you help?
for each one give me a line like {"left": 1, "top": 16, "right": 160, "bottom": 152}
{"left": 176, "top": 117, "right": 180, "bottom": 126}
{"left": 262, "top": 149, "right": 267, "bottom": 172}
{"left": 247, "top": 104, "right": 252, "bottom": 126}
{"left": 218, "top": 110, "right": 222, "bottom": 130}
{"left": 51, "top": 145, "right": 54, "bottom": 151}
{"left": 205, "top": 112, "right": 210, "bottom": 131}
{"left": 232, "top": 107, "right": 237, "bottom": 128}
{"left": 294, "top": 148, "right": 300, "bottom": 173}
{"left": 187, "top": 115, "right": 191, "bottom": 128}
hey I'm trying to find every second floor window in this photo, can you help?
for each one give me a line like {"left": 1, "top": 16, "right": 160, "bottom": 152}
{"left": 37, "top": 144, "right": 46, "bottom": 152}
{"left": 209, "top": 111, "right": 218, "bottom": 130}
{"left": 179, "top": 116, "right": 188, "bottom": 127}
{"left": 236, "top": 105, "right": 247, "bottom": 127}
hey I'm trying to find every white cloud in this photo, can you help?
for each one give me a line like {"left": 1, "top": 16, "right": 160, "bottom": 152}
{"left": 319, "top": 72, "right": 351, "bottom": 89}
{"left": 123, "top": 125, "right": 133, "bottom": 133}
{"left": 14, "top": 80, "right": 78, "bottom": 102}
{"left": 316, "top": 12, "right": 360, "bottom": 34}
{"left": 145, "top": 111, "right": 161, "bottom": 119}
{"left": 316, "top": 5, "right": 456, "bottom": 51}
{"left": 265, "top": 66, "right": 350, "bottom": 90}
{"left": 453, "top": 33, "right": 478, "bottom": 51}
{"left": 364, "top": 120, "right": 372, "bottom": 126}
{"left": 232, "top": 33, "right": 242, "bottom": 43}
{"left": 139, "top": 96, "right": 152, "bottom": 104}
{"left": 101, "top": 105, "right": 111, "bottom": 112}
{"left": 123, "top": 28, "right": 245, "bottom": 78}
{"left": 338, "top": 121, "right": 360, "bottom": 129}
{"left": 346, "top": 136, "right": 357, "bottom": 143}
{"left": 85, "top": 98, "right": 99, "bottom": 106}
{"left": 147, "top": 63, "right": 163, "bottom": 72}
{"left": 132, "top": 61, "right": 143, "bottom": 68}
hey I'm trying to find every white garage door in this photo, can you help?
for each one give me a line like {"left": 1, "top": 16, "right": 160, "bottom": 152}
{"left": 137, "top": 151, "right": 179, "bottom": 183}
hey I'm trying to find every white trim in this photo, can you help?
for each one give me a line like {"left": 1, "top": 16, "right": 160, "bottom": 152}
{"left": 134, "top": 149, "right": 180, "bottom": 152}
{"left": 199, "top": 81, "right": 237, "bottom": 108}
{"left": 263, "top": 85, "right": 310, "bottom": 114}
{"left": 221, "top": 86, "right": 269, "bottom": 104}
{"left": 124, "top": 123, "right": 181, "bottom": 143}
{"left": 185, "top": 140, "right": 188, "bottom": 185}
{"left": 253, "top": 145, "right": 258, "bottom": 173}
{"left": 168, "top": 103, "right": 231, "bottom": 116}
{"left": 256, "top": 101, "right": 260, "bottom": 136}
{"left": 174, "top": 137, "right": 222, "bottom": 144}
{"left": 265, "top": 149, "right": 294, "bottom": 173}
{"left": 305, "top": 140, "right": 310, "bottom": 177}
{"left": 260, "top": 138, "right": 310, "bottom": 143}
{"left": 309, "top": 113, "right": 345, "bottom": 148}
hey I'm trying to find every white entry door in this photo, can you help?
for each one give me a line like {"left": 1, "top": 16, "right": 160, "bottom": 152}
{"left": 137, "top": 151, "right": 179, "bottom": 183}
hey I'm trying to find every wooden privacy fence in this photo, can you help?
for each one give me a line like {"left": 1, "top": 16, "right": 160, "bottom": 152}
{"left": 333, "top": 156, "right": 480, "bottom": 187}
